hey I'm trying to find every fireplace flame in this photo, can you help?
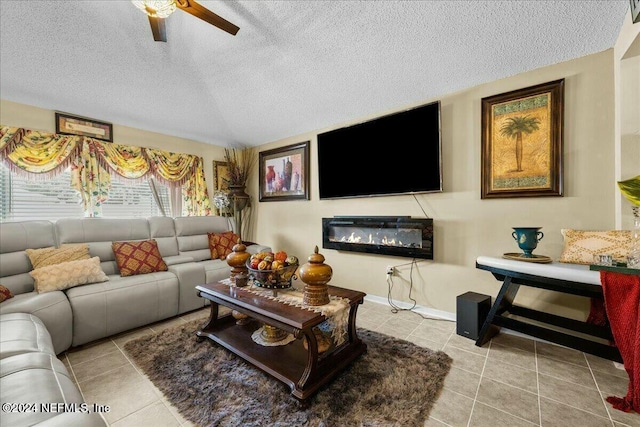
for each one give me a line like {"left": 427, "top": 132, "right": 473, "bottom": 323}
{"left": 337, "top": 231, "right": 401, "bottom": 246}
{"left": 340, "top": 232, "right": 362, "bottom": 243}
{"left": 381, "top": 235, "right": 397, "bottom": 246}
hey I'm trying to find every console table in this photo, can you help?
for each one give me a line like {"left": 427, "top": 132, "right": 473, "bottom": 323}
{"left": 475, "top": 256, "right": 622, "bottom": 362}
{"left": 195, "top": 282, "right": 367, "bottom": 403}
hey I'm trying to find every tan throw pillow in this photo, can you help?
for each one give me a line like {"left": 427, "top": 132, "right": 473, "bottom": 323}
{"left": 30, "top": 257, "right": 109, "bottom": 294}
{"left": 559, "top": 229, "right": 633, "bottom": 265}
{"left": 112, "top": 239, "right": 168, "bottom": 277}
{"left": 0, "top": 285, "right": 14, "bottom": 303}
{"left": 26, "top": 244, "right": 90, "bottom": 269}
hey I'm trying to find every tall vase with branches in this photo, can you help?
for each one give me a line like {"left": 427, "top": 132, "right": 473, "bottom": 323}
{"left": 223, "top": 147, "right": 256, "bottom": 240}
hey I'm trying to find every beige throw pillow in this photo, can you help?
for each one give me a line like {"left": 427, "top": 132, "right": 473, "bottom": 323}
{"left": 26, "top": 244, "right": 90, "bottom": 269}
{"left": 559, "top": 229, "right": 633, "bottom": 265}
{"left": 30, "top": 256, "right": 109, "bottom": 294}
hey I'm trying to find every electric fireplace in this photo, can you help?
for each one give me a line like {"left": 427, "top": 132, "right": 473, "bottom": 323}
{"left": 322, "top": 216, "right": 433, "bottom": 259}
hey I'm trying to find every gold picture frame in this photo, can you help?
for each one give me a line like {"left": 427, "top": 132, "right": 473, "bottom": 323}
{"left": 213, "top": 161, "right": 230, "bottom": 191}
{"left": 259, "top": 141, "right": 310, "bottom": 202}
{"left": 481, "top": 79, "right": 564, "bottom": 199}
{"left": 55, "top": 112, "right": 113, "bottom": 142}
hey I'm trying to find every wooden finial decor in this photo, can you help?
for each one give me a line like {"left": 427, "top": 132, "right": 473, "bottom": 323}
{"left": 299, "top": 245, "right": 331, "bottom": 306}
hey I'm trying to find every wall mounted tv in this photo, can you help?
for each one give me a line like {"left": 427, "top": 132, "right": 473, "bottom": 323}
{"left": 317, "top": 100, "right": 442, "bottom": 199}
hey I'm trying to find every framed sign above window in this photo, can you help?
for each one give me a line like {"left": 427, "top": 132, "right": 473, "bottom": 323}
{"left": 55, "top": 112, "right": 113, "bottom": 142}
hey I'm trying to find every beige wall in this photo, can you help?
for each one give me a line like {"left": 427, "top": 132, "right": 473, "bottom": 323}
{"left": 252, "top": 50, "right": 618, "bottom": 318}
{"left": 0, "top": 99, "right": 225, "bottom": 202}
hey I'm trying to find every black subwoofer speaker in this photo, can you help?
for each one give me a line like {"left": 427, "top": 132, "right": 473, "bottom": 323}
{"left": 456, "top": 292, "right": 491, "bottom": 340}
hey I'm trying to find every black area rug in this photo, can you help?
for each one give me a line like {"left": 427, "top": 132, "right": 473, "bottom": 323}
{"left": 124, "top": 319, "right": 452, "bottom": 427}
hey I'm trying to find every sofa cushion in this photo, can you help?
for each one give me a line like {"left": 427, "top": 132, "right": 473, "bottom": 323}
{"left": 65, "top": 271, "right": 179, "bottom": 346}
{"left": 0, "top": 220, "right": 57, "bottom": 255}
{"left": 200, "top": 259, "right": 234, "bottom": 283}
{"left": 25, "top": 243, "right": 90, "bottom": 269}
{"left": 0, "top": 313, "right": 55, "bottom": 359}
{"left": 30, "top": 257, "right": 109, "bottom": 293}
{"left": 55, "top": 217, "right": 151, "bottom": 274}
{"left": 0, "top": 285, "right": 13, "bottom": 303}
{"left": 175, "top": 216, "right": 231, "bottom": 261}
{"left": 208, "top": 231, "right": 240, "bottom": 260}
{"left": 0, "top": 220, "right": 57, "bottom": 296}
{"left": 148, "top": 216, "right": 179, "bottom": 257}
{"left": 168, "top": 262, "right": 206, "bottom": 313}
{"left": 559, "top": 229, "right": 633, "bottom": 265}
{"left": 112, "top": 239, "right": 168, "bottom": 276}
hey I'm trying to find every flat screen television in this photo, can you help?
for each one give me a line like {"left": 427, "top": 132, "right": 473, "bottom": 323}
{"left": 317, "top": 100, "right": 442, "bottom": 199}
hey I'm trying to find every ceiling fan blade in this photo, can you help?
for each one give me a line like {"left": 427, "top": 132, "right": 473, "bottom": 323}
{"left": 175, "top": 0, "right": 239, "bottom": 35}
{"left": 148, "top": 16, "right": 167, "bottom": 42}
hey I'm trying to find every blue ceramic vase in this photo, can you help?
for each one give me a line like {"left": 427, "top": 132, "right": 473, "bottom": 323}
{"left": 512, "top": 227, "right": 544, "bottom": 258}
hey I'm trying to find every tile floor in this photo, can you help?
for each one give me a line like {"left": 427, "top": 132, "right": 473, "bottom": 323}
{"left": 59, "top": 300, "right": 639, "bottom": 427}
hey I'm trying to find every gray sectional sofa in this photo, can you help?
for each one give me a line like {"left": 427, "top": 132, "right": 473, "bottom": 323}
{"left": 0, "top": 215, "right": 270, "bottom": 427}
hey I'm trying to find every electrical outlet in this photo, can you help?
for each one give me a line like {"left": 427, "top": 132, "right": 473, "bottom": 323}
{"left": 386, "top": 266, "right": 395, "bottom": 275}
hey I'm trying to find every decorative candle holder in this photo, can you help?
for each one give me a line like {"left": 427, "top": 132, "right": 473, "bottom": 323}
{"left": 260, "top": 324, "right": 289, "bottom": 342}
{"left": 299, "top": 246, "right": 331, "bottom": 306}
{"left": 226, "top": 240, "right": 251, "bottom": 284}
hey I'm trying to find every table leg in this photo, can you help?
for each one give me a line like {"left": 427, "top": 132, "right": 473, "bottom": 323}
{"left": 475, "top": 276, "right": 520, "bottom": 346}
{"left": 297, "top": 328, "right": 320, "bottom": 392}
{"left": 195, "top": 298, "right": 220, "bottom": 342}
{"left": 347, "top": 300, "right": 363, "bottom": 344}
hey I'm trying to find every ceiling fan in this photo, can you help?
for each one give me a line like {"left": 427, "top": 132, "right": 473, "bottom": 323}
{"left": 132, "top": 0, "right": 239, "bottom": 42}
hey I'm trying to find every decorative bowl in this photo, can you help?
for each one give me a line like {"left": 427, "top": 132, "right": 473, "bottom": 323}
{"left": 246, "top": 260, "right": 298, "bottom": 289}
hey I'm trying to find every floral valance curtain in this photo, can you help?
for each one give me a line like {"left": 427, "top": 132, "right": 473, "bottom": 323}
{"left": 0, "top": 127, "right": 81, "bottom": 177}
{"left": 0, "top": 126, "right": 211, "bottom": 216}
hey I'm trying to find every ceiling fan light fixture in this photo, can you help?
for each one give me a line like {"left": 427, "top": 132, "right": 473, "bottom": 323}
{"left": 131, "top": 0, "right": 177, "bottom": 19}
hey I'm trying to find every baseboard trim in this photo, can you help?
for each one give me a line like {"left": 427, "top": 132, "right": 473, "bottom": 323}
{"left": 363, "top": 294, "right": 554, "bottom": 345}
{"left": 363, "top": 294, "right": 456, "bottom": 322}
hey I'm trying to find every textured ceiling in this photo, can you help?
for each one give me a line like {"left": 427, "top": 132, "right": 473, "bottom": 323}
{"left": 0, "top": 1, "right": 630, "bottom": 147}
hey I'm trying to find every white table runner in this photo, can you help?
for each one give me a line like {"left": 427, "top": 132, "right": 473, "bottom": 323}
{"left": 220, "top": 278, "right": 350, "bottom": 345}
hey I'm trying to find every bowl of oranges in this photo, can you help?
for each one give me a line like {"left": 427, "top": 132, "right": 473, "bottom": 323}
{"left": 246, "top": 251, "right": 299, "bottom": 289}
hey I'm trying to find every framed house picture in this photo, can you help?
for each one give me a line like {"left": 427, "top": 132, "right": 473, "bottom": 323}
{"left": 481, "top": 79, "right": 564, "bottom": 199}
{"left": 212, "top": 160, "right": 231, "bottom": 216}
{"left": 213, "top": 160, "right": 230, "bottom": 191}
{"left": 55, "top": 112, "right": 113, "bottom": 142}
{"left": 259, "top": 141, "right": 310, "bottom": 202}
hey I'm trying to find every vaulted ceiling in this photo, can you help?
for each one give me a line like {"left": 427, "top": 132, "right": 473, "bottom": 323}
{"left": 0, "top": 1, "right": 630, "bottom": 147}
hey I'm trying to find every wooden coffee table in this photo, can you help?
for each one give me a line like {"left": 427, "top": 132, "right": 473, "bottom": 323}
{"left": 195, "top": 282, "right": 367, "bottom": 403}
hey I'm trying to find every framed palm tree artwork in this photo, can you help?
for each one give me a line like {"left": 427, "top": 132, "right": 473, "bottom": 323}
{"left": 481, "top": 79, "right": 564, "bottom": 199}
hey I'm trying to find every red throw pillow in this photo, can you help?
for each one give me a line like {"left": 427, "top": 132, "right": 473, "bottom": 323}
{"left": 0, "top": 285, "right": 14, "bottom": 303}
{"left": 112, "top": 239, "right": 168, "bottom": 277}
{"left": 207, "top": 231, "right": 240, "bottom": 260}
